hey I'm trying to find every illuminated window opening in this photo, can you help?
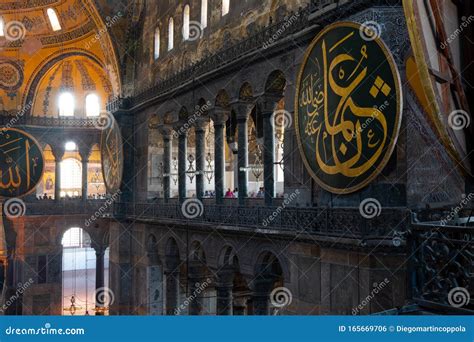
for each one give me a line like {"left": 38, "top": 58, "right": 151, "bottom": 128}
{"left": 154, "top": 27, "right": 160, "bottom": 59}
{"left": 86, "top": 94, "right": 100, "bottom": 117}
{"left": 47, "top": 8, "right": 62, "bottom": 31}
{"left": 59, "top": 92, "right": 75, "bottom": 117}
{"left": 183, "top": 5, "right": 190, "bottom": 40}
{"left": 168, "top": 18, "right": 174, "bottom": 51}
{"left": 201, "top": 0, "right": 208, "bottom": 28}
{"left": 60, "top": 158, "right": 82, "bottom": 197}
{"left": 222, "top": 0, "right": 230, "bottom": 16}
{"left": 65, "top": 141, "right": 77, "bottom": 151}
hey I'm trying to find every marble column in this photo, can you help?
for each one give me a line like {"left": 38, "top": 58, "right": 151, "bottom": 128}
{"left": 81, "top": 158, "right": 88, "bottom": 202}
{"left": 95, "top": 246, "right": 106, "bottom": 315}
{"left": 177, "top": 128, "right": 188, "bottom": 202}
{"left": 165, "top": 270, "right": 179, "bottom": 315}
{"left": 52, "top": 147, "right": 64, "bottom": 201}
{"left": 211, "top": 108, "right": 229, "bottom": 204}
{"left": 233, "top": 295, "right": 248, "bottom": 315}
{"left": 188, "top": 278, "right": 204, "bottom": 315}
{"left": 195, "top": 119, "right": 207, "bottom": 200}
{"left": 260, "top": 96, "right": 281, "bottom": 206}
{"left": 159, "top": 125, "right": 173, "bottom": 203}
{"left": 253, "top": 277, "right": 274, "bottom": 315}
{"left": 216, "top": 269, "right": 234, "bottom": 315}
{"left": 233, "top": 102, "right": 253, "bottom": 205}
{"left": 79, "top": 147, "right": 91, "bottom": 202}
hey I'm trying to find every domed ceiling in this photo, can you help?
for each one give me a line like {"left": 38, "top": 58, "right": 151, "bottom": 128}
{"left": 0, "top": 0, "right": 124, "bottom": 116}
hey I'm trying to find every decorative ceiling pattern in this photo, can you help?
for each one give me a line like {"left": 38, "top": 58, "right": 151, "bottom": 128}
{"left": 0, "top": 0, "right": 61, "bottom": 12}
{"left": 32, "top": 55, "right": 113, "bottom": 117}
{"left": 0, "top": 0, "right": 122, "bottom": 115}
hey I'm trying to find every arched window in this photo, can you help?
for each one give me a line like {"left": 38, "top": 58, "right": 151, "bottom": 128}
{"left": 154, "top": 27, "right": 160, "bottom": 60}
{"left": 0, "top": 17, "right": 4, "bottom": 37}
{"left": 62, "top": 227, "right": 89, "bottom": 248}
{"left": 222, "top": 0, "right": 230, "bottom": 16}
{"left": 60, "top": 158, "right": 82, "bottom": 197}
{"left": 59, "top": 92, "right": 74, "bottom": 117}
{"left": 183, "top": 5, "right": 190, "bottom": 40}
{"left": 85, "top": 94, "right": 100, "bottom": 117}
{"left": 47, "top": 8, "right": 62, "bottom": 31}
{"left": 168, "top": 18, "right": 174, "bottom": 50}
{"left": 201, "top": 0, "right": 208, "bottom": 28}
{"left": 62, "top": 227, "right": 110, "bottom": 316}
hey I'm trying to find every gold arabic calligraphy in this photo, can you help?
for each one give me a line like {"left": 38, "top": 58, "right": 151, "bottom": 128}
{"left": 0, "top": 130, "right": 42, "bottom": 195}
{"left": 299, "top": 32, "right": 388, "bottom": 178}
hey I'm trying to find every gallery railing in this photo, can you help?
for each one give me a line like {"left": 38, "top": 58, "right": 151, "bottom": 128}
{"left": 408, "top": 219, "right": 474, "bottom": 313}
{"left": 113, "top": 202, "right": 409, "bottom": 240}
{"left": 107, "top": 0, "right": 398, "bottom": 112}
{"left": 0, "top": 115, "right": 99, "bottom": 128}
{"left": 21, "top": 199, "right": 112, "bottom": 216}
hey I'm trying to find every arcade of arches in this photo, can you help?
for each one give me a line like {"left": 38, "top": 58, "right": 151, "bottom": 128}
{"left": 0, "top": 0, "right": 473, "bottom": 316}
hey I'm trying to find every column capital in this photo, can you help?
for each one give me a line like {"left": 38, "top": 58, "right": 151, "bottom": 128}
{"left": 157, "top": 124, "right": 174, "bottom": 138}
{"left": 258, "top": 94, "right": 283, "bottom": 116}
{"left": 79, "top": 146, "right": 92, "bottom": 162}
{"left": 92, "top": 244, "right": 107, "bottom": 256}
{"left": 52, "top": 146, "right": 65, "bottom": 161}
{"left": 172, "top": 120, "right": 190, "bottom": 137}
{"left": 210, "top": 106, "right": 229, "bottom": 125}
{"left": 231, "top": 100, "right": 254, "bottom": 121}
{"left": 194, "top": 117, "right": 209, "bottom": 132}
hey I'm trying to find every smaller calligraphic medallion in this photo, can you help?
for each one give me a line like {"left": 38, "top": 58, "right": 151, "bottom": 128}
{"left": 100, "top": 114, "right": 123, "bottom": 194}
{"left": 295, "top": 21, "right": 402, "bottom": 194}
{"left": 0, "top": 128, "right": 44, "bottom": 198}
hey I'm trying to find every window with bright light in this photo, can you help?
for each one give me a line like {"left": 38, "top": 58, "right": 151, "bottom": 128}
{"left": 222, "top": 0, "right": 230, "bottom": 16}
{"left": 0, "top": 17, "right": 4, "bottom": 37}
{"left": 154, "top": 27, "right": 160, "bottom": 60}
{"left": 60, "top": 158, "right": 82, "bottom": 194}
{"left": 65, "top": 141, "right": 77, "bottom": 151}
{"left": 183, "top": 5, "right": 190, "bottom": 40}
{"left": 168, "top": 17, "right": 174, "bottom": 51}
{"left": 62, "top": 227, "right": 89, "bottom": 248}
{"left": 59, "top": 92, "right": 74, "bottom": 116}
{"left": 201, "top": 0, "right": 208, "bottom": 28}
{"left": 85, "top": 93, "right": 100, "bottom": 117}
{"left": 47, "top": 8, "right": 62, "bottom": 31}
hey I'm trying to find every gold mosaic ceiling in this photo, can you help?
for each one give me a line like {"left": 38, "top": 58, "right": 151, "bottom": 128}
{"left": 0, "top": 0, "right": 122, "bottom": 115}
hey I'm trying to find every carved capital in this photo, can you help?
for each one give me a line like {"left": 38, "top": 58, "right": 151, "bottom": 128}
{"left": 210, "top": 106, "right": 229, "bottom": 125}
{"left": 157, "top": 124, "right": 175, "bottom": 139}
{"left": 258, "top": 94, "right": 283, "bottom": 116}
{"left": 231, "top": 100, "right": 254, "bottom": 121}
{"left": 52, "top": 146, "right": 65, "bottom": 161}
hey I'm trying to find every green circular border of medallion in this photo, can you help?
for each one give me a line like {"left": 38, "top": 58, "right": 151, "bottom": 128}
{"left": 0, "top": 127, "right": 45, "bottom": 198}
{"left": 294, "top": 21, "right": 403, "bottom": 195}
{"left": 100, "top": 119, "right": 124, "bottom": 195}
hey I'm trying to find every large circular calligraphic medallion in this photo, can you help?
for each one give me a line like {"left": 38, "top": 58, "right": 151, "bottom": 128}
{"left": 0, "top": 128, "right": 44, "bottom": 198}
{"left": 295, "top": 21, "right": 402, "bottom": 194}
{"left": 100, "top": 113, "right": 123, "bottom": 194}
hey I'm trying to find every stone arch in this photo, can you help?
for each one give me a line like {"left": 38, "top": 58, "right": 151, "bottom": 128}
{"left": 252, "top": 247, "right": 289, "bottom": 282}
{"left": 215, "top": 89, "right": 230, "bottom": 109}
{"left": 264, "top": 70, "right": 287, "bottom": 97}
{"left": 189, "top": 240, "right": 206, "bottom": 263}
{"left": 218, "top": 245, "right": 237, "bottom": 267}
{"left": 238, "top": 82, "right": 254, "bottom": 101}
